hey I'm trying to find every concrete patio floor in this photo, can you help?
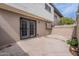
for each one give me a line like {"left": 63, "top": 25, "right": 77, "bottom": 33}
{"left": 17, "top": 35, "right": 72, "bottom": 56}
{"left": 0, "top": 25, "right": 74, "bottom": 56}
{"left": 17, "top": 25, "right": 74, "bottom": 56}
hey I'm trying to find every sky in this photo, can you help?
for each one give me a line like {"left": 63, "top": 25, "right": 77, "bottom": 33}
{"left": 54, "top": 3, "right": 78, "bottom": 20}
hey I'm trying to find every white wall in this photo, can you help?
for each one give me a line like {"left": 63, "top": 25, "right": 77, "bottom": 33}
{"left": 5, "top": 3, "right": 54, "bottom": 22}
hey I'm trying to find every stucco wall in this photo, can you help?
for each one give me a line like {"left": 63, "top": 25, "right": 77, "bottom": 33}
{"left": 0, "top": 9, "right": 52, "bottom": 47}
{"left": 37, "top": 20, "right": 52, "bottom": 36}
{"left": 5, "top": 3, "right": 54, "bottom": 22}
{"left": 0, "top": 9, "right": 20, "bottom": 47}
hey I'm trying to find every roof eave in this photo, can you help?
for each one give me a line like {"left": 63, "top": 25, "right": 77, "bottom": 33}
{"left": 49, "top": 3, "right": 63, "bottom": 17}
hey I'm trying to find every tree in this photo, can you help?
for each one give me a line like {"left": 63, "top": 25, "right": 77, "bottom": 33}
{"left": 59, "top": 17, "right": 75, "bottom": 25}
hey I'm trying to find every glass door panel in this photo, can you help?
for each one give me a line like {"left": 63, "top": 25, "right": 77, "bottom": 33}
{"left": 30, "top": 21, "right": 36, "bottom": 37}
{"left": 20, "top": 18, "right": 36, "bottom": 39}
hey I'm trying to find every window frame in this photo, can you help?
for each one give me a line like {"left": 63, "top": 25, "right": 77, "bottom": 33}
{"left": 45, "top": 3, "right": 51, "bottom": 13}
{"left": 54, "top": 15, "right": 58, "bottom": 20}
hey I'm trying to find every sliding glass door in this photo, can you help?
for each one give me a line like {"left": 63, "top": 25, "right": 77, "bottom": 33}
{"left": 20, "top": 18, "right": 36, "bottom": 39}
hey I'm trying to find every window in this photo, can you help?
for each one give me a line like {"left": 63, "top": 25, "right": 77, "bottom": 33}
{"left": 45, "top": 3, "right": 51, "bottom": 13}
{"left": 54, "top": 15, "right": 57, "bottom": 20}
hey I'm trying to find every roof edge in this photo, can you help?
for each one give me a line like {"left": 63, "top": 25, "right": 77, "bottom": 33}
{"left": 49, "top": 3, "right": 63, "bottom": 17}
{"left": 0, "top": 3, "right": 53, "bottom": 22}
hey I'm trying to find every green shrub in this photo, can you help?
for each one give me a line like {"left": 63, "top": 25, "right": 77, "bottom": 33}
{"left": 59, "top": 17, "right": 74, "bottom": 25}
{"left": 66, "top": 39, "right": 78, "bottom": 46}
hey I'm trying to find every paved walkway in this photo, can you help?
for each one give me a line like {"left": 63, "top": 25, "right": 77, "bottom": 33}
{"left": 0, "top": 25, "right": 74, "bottom": 56}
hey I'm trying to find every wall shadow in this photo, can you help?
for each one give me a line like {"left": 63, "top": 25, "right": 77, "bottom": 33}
{"left": 0, "top": 26, "right": 29, "bottom": 56}
{"left": 0, "top": 43, "right": 29, "bottom": 56}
